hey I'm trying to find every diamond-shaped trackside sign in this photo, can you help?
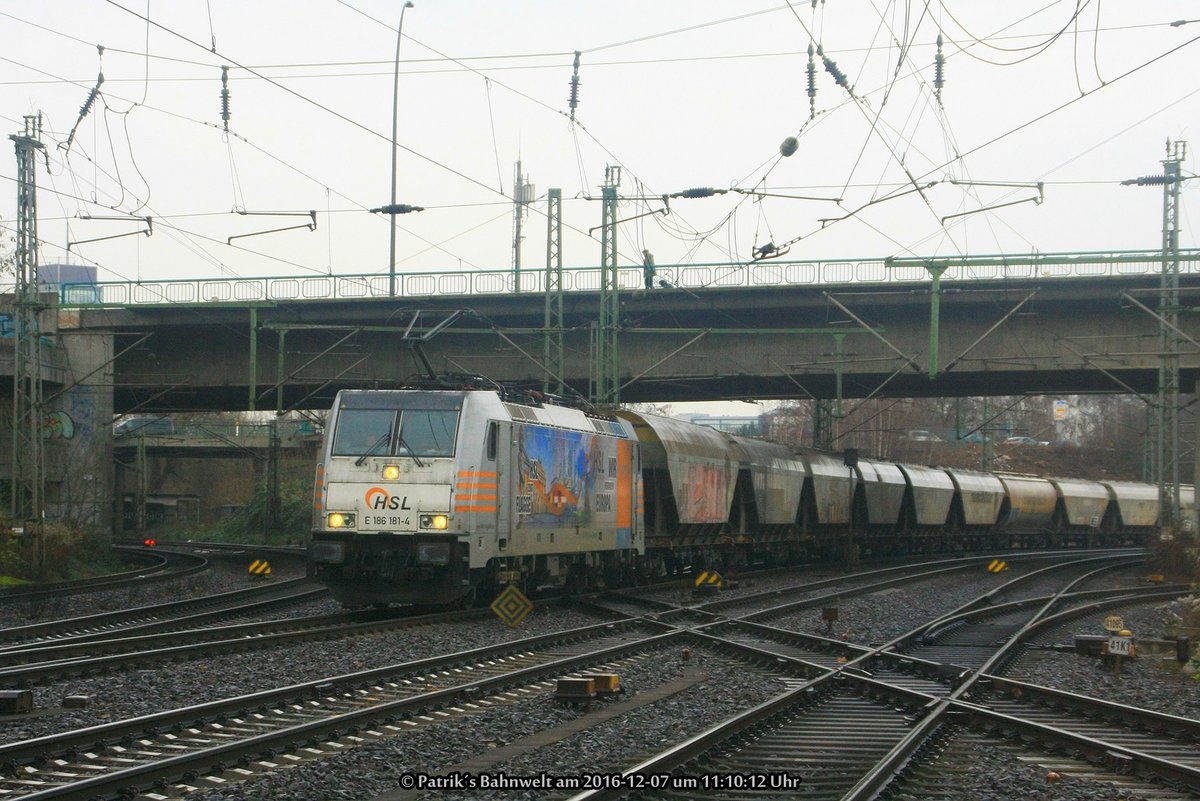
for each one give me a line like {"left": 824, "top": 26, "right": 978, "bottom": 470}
{"left": 490, "top": 584, "right": 534, "bottom": 628}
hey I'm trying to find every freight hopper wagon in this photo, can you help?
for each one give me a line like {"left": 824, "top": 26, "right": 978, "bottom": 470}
{"left": 310, "top": 389, "right": 643, "bottom": 607}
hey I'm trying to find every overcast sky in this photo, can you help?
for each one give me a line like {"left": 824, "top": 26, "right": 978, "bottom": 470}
{"left": 2, "top": 1, "right": 1198, "bottom": 293}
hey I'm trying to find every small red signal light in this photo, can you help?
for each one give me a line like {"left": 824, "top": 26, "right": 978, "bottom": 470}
{"left": 143, "top": 538, "right": 156, "bottom": 547}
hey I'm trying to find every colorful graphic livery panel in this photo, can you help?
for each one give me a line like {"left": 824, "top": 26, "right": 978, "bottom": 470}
{"left": 514, "top": 424, "right": 635, "bottom": 548}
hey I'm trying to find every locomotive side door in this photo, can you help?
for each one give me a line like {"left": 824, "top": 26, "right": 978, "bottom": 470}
{"left": 493, "top": 419, "right": 516, "bottom": 553}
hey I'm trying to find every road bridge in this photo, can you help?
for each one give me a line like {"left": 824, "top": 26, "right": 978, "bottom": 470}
{"left": 58, "top": 249, "right": 1200, "bottom": 412}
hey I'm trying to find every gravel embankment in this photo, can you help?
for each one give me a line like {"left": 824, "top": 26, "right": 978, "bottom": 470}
{"left": 0, "top": 606, "right": 615, "bottom": 743}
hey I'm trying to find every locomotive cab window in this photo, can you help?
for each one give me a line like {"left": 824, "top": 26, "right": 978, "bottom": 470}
{"left": 397, "top": 410, "right": 458, "bottom": 457}
{"left": 332, "top": 409, "right": 395, "bottom": 456}
{"left": 332, "top": 395, "right": 461, "bottom": 458}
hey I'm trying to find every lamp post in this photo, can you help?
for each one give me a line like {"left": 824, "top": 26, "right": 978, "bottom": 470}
{"left": 388, "top": 1, "right": 415, "bottom": 297}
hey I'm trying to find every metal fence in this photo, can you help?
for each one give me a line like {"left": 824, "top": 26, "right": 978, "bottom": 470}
{"left": 50, "top": 248, "right": 1200, "bottom": 308}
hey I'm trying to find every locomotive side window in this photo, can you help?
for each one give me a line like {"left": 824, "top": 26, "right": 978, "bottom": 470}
{"left": 486, "top": 421, "right": 498, "bottom": 461}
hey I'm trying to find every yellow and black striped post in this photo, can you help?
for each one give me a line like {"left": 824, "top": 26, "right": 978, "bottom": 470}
{"left": 693, "top": 570, "right": 723, "bottom": 593}
{"left": 248, "top": 559, "right": 272, "bottom": 580}
{"left": 986, "top": 559, "right": 1007, "bottom": 574}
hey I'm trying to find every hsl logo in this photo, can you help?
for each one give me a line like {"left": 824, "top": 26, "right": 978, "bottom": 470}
{"left": 364, "top": 487, "right": 411, "bottom": 510}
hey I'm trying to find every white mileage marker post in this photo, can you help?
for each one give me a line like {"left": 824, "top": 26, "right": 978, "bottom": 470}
{"left": 1107, "top": 628, "right": 1135, "bottom": 679}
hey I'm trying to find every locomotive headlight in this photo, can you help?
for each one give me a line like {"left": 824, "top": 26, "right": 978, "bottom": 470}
{"left": 420, "top": 514, "right": 449, "bottom": 530}
{"left": 328, "top": 512, "right": 355, "bottom": 529}
{"left": 382, "top": 464, "right": 400, "bottom": 480}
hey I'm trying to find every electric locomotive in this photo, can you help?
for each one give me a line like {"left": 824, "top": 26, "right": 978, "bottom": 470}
{"left": 309, "top": 387, "right": 643, "bottom": 607}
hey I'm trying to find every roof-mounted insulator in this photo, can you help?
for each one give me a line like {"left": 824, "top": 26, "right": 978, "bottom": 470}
{"left": 568, "top": 50, "right": 581, "bottom": 122}
{"left": 220, "top": 65, "right": 231, "bottom": 131}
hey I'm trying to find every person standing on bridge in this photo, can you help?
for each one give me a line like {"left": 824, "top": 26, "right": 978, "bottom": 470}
{"left": 642, "top": 249, "right": 656, "bottom": 289}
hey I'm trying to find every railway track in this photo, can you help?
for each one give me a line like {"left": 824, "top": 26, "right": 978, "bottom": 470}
{"left": 0, "top": 551, "right": 1108, "bottom": 686}
{"left": 0, "top": 619, "right": 673, "bottom": 799}
{"left": 0, "top": 549, "right": 209, "bottom": 606}
{"left": 0, "top": 578, "right": 326, "bottom": 652}
{"left": 0, "top": 603, "right": 556, "bottom": 686}
{"left": 0, "top": 550, "right": 1189, "bottom": 800}
{"left": 562, "top": 555, "right": 1196, "bottom": 800}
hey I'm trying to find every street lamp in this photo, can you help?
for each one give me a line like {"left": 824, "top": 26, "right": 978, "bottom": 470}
{"left": 388, "top": 1, "right": 415, "bottom": 297}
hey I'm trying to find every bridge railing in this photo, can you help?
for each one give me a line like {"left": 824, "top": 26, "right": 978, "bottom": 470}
{"left": 51, "top": 248, "right": 1200, "bottom": 307}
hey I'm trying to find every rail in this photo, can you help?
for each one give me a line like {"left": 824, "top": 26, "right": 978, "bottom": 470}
{"left": 50, "top": 247, "right": 1200, "bottom": 307}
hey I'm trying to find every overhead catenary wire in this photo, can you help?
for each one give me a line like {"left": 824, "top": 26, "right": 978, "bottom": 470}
{"left": 4, "top": 3, "right": 1195, "bottom": 284}
{"left": 0, "top": 48, "right": 498, "bottom": 272}
{"left": 96, "top": 1, "right": 712, "bottom": 272}
{"left": 3, "top": 5, "right": 1183, "bottom": 73}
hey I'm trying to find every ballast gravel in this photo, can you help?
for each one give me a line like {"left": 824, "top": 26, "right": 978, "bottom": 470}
{"left": 1009, "top": 599, "right": 1200, "bottom": 720}
{"left": 894, "top": 733, "right": 1160, "bottom": 801}
{"left": 767, "top": 566, "right": 1150, "bottom": 647}
{"left": 768, "top": 569, "right": 1015, "bottom": 644}
{"left": 185, "top": 646, "right": 789, "bottom": 801}
{"left": 0, "top": 605, "right": 614, "bottom": 743}
{"left": 0, "top": 560, "right": 306, "bottom": 627}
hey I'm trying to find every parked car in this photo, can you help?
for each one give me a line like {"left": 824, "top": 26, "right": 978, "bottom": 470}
{"left": 905, "top": 430, "right": 942, "bottom": 442}
{"left": 1002, "top": 435, "right": 1045, "bottom": 446}
{"left": 113, "top": 416, "right": 178, "bottom": 438}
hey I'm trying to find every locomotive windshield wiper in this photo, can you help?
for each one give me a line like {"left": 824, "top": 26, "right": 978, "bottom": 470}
{"left": 396, "top": 431, "right": 425, "bottom": 468}
{"left": 354, "top": 432, "right": 391, "bottom": 466}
